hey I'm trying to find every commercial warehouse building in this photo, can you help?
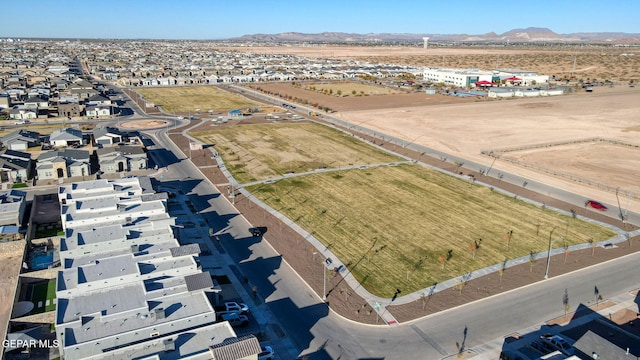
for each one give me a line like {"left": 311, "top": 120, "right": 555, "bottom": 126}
{"left": 423, "top": 67, "right": 549, "bottom": 88}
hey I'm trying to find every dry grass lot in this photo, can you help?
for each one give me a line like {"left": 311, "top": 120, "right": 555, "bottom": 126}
{"left": 300, "top": 82, "right": 404, "bottom": 96}
{"left": 191, "top": 122, "right": 400, "bottom": 184}
{"left": 247, "top": 165, "right": 614, "bottom": 297}
{"left": 192, "top": 123, "right": 615, "bottom": 297}
{"left": 135, "top": 86, "right": 260, "bottom": 113}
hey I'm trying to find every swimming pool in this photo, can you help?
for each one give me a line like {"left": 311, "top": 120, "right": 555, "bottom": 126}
{"left": 31, "top": 251, "right": 54, "bottom": 270}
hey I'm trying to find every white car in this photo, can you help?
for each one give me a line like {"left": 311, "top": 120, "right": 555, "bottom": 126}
{"left": 14, "top": 120, "right": 29, "bottom": 125}
{"left": 225, "top": 302, "right": 249, "bottom": 315}
{"left": 258, "top": 346, "right": 274, "bottom": 360}
{"left": 219, "top": 312, "right": 249, "bottom": 328}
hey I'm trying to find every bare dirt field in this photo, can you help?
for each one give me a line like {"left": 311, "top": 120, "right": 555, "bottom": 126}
{"left": 253, "top": 82, "right": 640, "bottom": 215}
{"left": 253, "top": 83, "right": 477, "bottom": 112}
{"left": 120, "top": 119, "right": 169, "bottom": 129}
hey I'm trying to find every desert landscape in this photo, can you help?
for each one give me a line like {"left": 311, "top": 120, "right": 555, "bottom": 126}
{"left": 224, "top": 45, "right": 640, "bottom": 83}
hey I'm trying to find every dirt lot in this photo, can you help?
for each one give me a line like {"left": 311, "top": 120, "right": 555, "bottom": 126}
{"left": 0, "top": 240, "right": 27, "bottom": 355}
{"left": 253, "top": 83, "right": 640, "bottom": 215}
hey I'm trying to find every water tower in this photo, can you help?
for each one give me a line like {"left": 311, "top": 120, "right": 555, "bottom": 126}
{"left": 422, "top": 37, "right": 430, "bottom": 49}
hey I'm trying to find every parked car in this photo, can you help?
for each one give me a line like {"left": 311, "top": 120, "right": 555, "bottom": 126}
{"left": 585, "top": 200, "right": 608, "bottom": 211}
{"left": 219, "top": 312, "right": 249, "bottom": 328}
{"left": 224, "top": 302, "right": 249, "bottom": 315}
{"left": 249, "top": 227, "right": 267, "bottom": 237}
{"left": 258, "top": 346, "right": 275, "bottom": 360}
{"left": 539, "top": 334, "right": 575, "bottom": 356}
{"left": 14, "top": 120, "right": 29, "bottom": 125}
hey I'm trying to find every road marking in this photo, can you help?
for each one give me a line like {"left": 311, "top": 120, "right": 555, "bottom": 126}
{"left": 410, "top": 324, "right": 448, "bottom": 356}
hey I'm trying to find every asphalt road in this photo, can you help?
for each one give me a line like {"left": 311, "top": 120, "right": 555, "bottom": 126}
{"left": 138, "top": 121, "right": 640, "bottom": 360}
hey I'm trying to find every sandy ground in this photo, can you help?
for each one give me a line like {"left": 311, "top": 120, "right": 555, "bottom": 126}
{"left": 120, "top": 119, "right": 169, "bottom": 129}
{"left": 338, "top": 86, "right": 640, "bottom": 214}
{"left": 0, "top": 241, "right": 27, "bottom": 355}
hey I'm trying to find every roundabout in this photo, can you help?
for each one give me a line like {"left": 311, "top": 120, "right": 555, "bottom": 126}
{"left": 118, "top": 119, "right": 173, "bottom": 130}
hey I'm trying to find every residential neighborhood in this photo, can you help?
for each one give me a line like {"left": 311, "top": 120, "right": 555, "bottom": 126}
{"left": 0, "top": 32, "right": 637, "bottom": 360}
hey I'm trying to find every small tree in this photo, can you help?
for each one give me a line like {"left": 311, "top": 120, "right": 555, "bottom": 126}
{"left": 498, "top": 259, "right": 507, "bottom": 284}
{"left": 438, "top": 255, "right": 447, "bottom": 270}
{"left": 504, "top": 230, "right": 513, "bottom": 250}
{"left": 529, "top": 251, "right": 537, "bottom": 272}
{"left": 563, "top": 245, "right": 570, "bottom": 263}
{"left": 337, "top": 89, "right": 342, "bottom": 96}
{"left": 469, "top": 239, "right": 481, "bottom": 259}
{"left": 563, "top": 288, "right": 570, "bottom": 316}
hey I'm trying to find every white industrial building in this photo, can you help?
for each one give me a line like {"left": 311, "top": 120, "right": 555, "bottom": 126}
{"left": 423, "top": 67, "right": 495, "bottom": 87}
{"left": 423, "top": 67, "right": 549, "bottom": 88}
{"left": 54, "top": 177, "right": 258, "bottom": 360}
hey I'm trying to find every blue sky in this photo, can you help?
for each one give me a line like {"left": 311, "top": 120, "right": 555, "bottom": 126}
{"left": 2, "top": 0, "right": 639, "bottom": 40}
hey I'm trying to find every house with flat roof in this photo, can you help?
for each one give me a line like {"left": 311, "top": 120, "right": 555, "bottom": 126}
{"left": 54, "top": 177, "right": 234, "bottom": 360}
{"left": 0, "top": 189, "right": 26, "bottom": 227}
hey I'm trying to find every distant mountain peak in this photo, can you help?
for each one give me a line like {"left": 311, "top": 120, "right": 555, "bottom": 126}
{"left": 231, "top": 28, "right": 640, "bottom": 44}
{"left": 504, "top": 27, "right": 555, "bottom": 34}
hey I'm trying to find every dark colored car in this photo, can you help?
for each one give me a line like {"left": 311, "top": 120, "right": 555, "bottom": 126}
{"left": 249, "top": 227, "right": 267, "bottom": 237}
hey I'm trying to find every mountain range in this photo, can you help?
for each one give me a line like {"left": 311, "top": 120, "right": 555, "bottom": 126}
{"left": 232, "top": 27, "right": 640, "bottom": 44}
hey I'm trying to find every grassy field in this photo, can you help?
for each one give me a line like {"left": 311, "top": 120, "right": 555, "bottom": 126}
{"left": 191, "top": 122, "right": 401, "bottom": 184}
{"left": 30, "top": 280, "right": 56, "bottom": 314}
{"left": 302, "top": 82, "right": 404, "bottom": 96}
{"left": 135, "top": 86, "right": 260, "bottom": 113}
{"left": 195, "top": 122, "right": 617, "bottom": 297}
{"left": 247, "top": 164, "right": 615, "bottom": 297}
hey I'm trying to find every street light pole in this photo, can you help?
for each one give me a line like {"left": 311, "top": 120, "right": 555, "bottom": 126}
{"left": 322, "top": 260, "right": 327, "bottom": 301}
{"left": 544, "top": 226, "right": 558, "bottom": 279}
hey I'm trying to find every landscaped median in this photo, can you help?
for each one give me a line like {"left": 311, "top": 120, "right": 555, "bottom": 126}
{"left": 190, "top": 121, "right": 616, "bottom": 298}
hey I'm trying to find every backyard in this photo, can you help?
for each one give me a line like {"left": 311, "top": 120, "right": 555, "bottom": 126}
{"left": 28, "top": 280, "right": 56, "bottom": 314}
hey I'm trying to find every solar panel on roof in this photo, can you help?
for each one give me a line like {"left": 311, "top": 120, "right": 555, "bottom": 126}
{"left": 184, "top": 272, "right": 213, "bottom": 292}
{"left": 170, "top": 243, "right": 201, "bottom": 257}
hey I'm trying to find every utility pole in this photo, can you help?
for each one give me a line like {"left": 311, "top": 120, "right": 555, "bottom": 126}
{"left": 544, "top": 227, "right": 558, "bottom": 279}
